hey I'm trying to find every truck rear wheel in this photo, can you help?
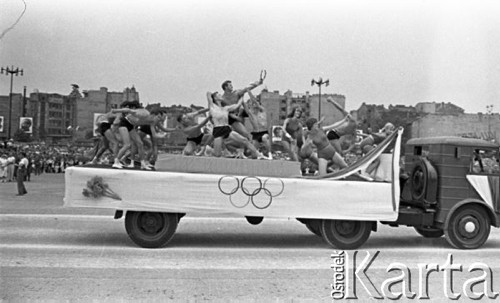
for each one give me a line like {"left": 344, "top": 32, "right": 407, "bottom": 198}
{"left": 125, "top": 211, "right": 178, "bottom": 248}
{"left": 444, "top": 205, "right": 490, "bottom": 249}
{"left": 320, "top": 219, "right": 372, "bottom": 249}
{"left": 414, "top": 226, "right": 444, "bottom": 238}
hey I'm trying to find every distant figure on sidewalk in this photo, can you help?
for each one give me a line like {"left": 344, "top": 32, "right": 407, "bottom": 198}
{"left": 16, "top": 152, "right": 28, "bottom": 196}
{"left": 6, "top": 153, "right": 15, "bottom": 182}
{"left": 0, "top": 153, "right": 7, "bottom": 183}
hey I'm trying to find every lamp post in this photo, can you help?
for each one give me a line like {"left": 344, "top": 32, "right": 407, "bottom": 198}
{"left": 311, "top": 77, "right": 329, "bottom": 120}
{"left": 1, "top": 66, "right": 24, "bottom": 140}
{"left": 486, "top": 104, "right": 494, "bottom": 141}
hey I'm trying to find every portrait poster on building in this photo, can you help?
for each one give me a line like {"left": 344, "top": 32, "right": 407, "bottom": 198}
{"left": 93, "top": 113, "right": 106, "bottom": 136}
{"left": 0, "top": 116, "right": 4, "bottom": 132}
{"left": 20, "top": 117, "right": 33, "bottom": 134}
{"left": 272, "top": 125, "right": 284, "bottom": 143}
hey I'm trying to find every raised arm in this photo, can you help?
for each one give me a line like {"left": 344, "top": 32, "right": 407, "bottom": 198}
{"left": 155, "top": 119, "right": 176, "bottom": 133}
{"left": 282, "top": 118, "right": 293, "bottom": 139}
{"left": 206, "top": 92, "right": 215, "bottom": 109}
{"left": 191, "top": 108, "right": 210, "bottom": 117}
{"left": 326, "top": 97, "right": 349, "bottom": 116}
{"left": 234, "top": 71, "right": 266, "bottom": 97}
{"left": 247, "top": 91, "right": 264, "bottom": 110}
{"left": 321, "top": 117, "right": 348, "bottom": 131}
{"left": 181, "top": 116, "right": 211, "bottom": 135}
{"left": 111, "top": 108, "right": 134, "bottom": 114}
{"left": 224, "top": 97, "right": 244, "bottom": 113}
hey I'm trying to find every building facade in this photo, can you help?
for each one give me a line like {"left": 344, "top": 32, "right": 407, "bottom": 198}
{"left": 259, "top": 89, "right": 286, "bottom": 127}
{"left": 412, "top": 113, "right": 499, "bottom": 143}
{"left": 27, "top": 92, "right": 76, "bottom": 143}
{"left": 0, "top": 94, "right": 24, "bottom": 141}
{"left": 73, "top": 86, "right": 140, "bottom": 140}
{"left": 307, "top": 93, "right": 346, "bottom": 126}
{"left": 259, "top": 89, "right": 346, "bottom": 128}
{"left": 415, "top": 101, "right": 464, "bottom": 115}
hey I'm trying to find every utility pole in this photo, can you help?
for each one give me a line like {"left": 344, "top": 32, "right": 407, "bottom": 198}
{"left": 311, "top": 77, "right": 329, "bottom": 120}
{"left": 23, "top": 85, "right": 27, "bottom": 116}
{"left": 486, "top": 104, "right": 494, "bottom": 141}
{"left": 1, "top": 66, "right": 24, "bottom": 140}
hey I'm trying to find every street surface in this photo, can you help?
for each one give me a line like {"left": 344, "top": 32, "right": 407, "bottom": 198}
{"left": 1, "top": 173, "right": 500, "bottom": 301}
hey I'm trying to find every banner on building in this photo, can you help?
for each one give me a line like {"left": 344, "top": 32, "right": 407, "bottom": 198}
{"left": 0, "top": 116, "right": 4, "bottom": 132}
{"left": 20, "top": 117, "right": 33, "bottom": 134}
{"left": 93, "top": 113, "right": 106, "bottom": 136}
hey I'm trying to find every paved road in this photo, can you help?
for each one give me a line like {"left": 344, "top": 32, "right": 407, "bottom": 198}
{"left": 1, "top": 174, "right": 500, "bottom": 301}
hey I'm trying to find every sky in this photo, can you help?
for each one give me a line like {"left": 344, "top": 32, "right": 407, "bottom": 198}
{"left": 1, "top": 0, "right": 499, "bottom": 114}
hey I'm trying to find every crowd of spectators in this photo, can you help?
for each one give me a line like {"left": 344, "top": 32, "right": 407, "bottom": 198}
{"left": 0, "top": 140, "right": 96, "bottom": 183}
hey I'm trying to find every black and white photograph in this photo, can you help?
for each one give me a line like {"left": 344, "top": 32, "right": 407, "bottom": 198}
{"left": 19, "top": 117, "right": 32, "bottom": 133}
{"left": 1, "top": 0, "right": 500, "bottom": 301}
{"left": 93, "top": 113, "right": 106, "bottom": 137}
{"left": 272, "top": 125, "right": 284, "bottom": 143}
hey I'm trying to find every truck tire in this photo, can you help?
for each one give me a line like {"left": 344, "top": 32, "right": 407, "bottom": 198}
{"left": 444, "top": 204, "right": 491, "bottom": 249}
{"left": 410, "top": 158, "right": 438, "bottom": 203}
{"left": 320, "top": 219, "right": 372, "bottom": 249}
{"left": 414, "top": 226, "right": 444, "bottom": 238}
{"left": 125, "top": 211, "right": 178, "bottom": 248}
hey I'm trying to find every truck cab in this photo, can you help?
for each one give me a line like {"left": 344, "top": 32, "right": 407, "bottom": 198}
{"left": 393, "top": 136, "right": 500, "bottom": 249}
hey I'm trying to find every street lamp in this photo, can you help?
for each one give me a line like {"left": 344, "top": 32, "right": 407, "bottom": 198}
{"left": 311, "top": 77, "right": 329, "bottom": 120}
{"left": 1, "top": 66, "right": 24, "bottom": 140}
{"left": 486, "top": 104, "right": 494, "bottom": 141}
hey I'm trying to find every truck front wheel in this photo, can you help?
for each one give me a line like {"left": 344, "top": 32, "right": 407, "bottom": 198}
{"left": 320, "top": 219, "right": 372, "bottom": 249}
{"left": 125, "top": 211, "right": 178, "bottom": 248}
{"left": 444, "top": 205, "right": 490, "bottom": 249}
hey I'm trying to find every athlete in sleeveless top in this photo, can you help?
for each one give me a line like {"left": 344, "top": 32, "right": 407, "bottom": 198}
{"left": 281, "top": 107, "right": 304, "bottom": 161}
{"left": 305, "top": 117, "right": 348, "bottom": 176}
{"left": 220, "top": 71, "right": 266, "bottom": 140}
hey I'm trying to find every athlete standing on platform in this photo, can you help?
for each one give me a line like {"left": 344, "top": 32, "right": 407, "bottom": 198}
{"left": 137, "top": 108, "right": 175, "bottom": 165}
{"left": 281, "top": 106, "right": 304, "bottom": 161}
{"left": 176, "top": 108, "right": 212, "bottom": 156}
{"left": 305, "top": 117, "right": 348, "bottom": 176}
{"left": 322, "top": 96, "right": 358, "bottom": 155}
{"left": 90, "top": 111, "right": 120, "bottom": 165}
{"left": 207, "top": 92, "right": 263, "bottom": 159}
{"left": 112, "top": 101, "right": 154, "bottom": 170}
{"left": 243, "top": 91, "right": 272, "bottom": 159}
{"left": 220, "top": 70, "right": 266, "bottom": 140}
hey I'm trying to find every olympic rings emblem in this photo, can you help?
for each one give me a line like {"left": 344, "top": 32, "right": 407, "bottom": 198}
{"left": 218, "top": 175, "right": 284, "bottom": 209}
